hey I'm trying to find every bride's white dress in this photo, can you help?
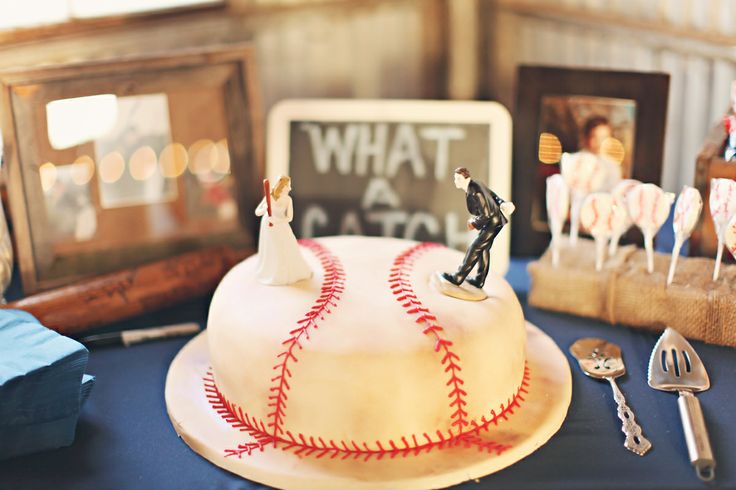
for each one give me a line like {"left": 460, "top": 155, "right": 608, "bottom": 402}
{"left": 255, "top": 195, "right": 312, "bottom": 285}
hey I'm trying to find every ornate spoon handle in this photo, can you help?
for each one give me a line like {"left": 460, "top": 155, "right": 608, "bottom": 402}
{"left": 607, "top": 377, "right": 652, "bottom": 456}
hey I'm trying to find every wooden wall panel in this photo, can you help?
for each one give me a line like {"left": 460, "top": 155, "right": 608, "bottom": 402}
{"left": 0, "top": 1, "right": 445, "bottom": 116}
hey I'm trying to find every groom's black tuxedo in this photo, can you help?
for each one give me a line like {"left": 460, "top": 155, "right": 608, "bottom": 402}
{"left": 466, "top": 180, "right": 508, "bottom": 232}
{"left": 446, "top": 180, "right": 508, "bottom": 289}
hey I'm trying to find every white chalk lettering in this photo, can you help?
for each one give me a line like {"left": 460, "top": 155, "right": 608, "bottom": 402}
{"left": 301, "top": 205, "right": 329, "bottom": 237}
{"left": 419, "top": 127, "right": 466, "bottom": 180}
{"left": 386, "top": 123, "right": 426, "bottom": 178}
{"left": 361, "top": 177, "right": 401, "bottom": 210}
{"left": 366, "top": 210, "right": 409, "bottom": 236}
{"left": 339, "top": 211, "right": 364, "bottom": 235}
{"left": 300, "top": 123, "right": 359, "bottom": 175}
{"left": 300, "top": 122, "right": 468, "bottom": 179}
{"left": 404, "top": 212, "right": 440, "bottom": 239}
{"left": 355, "top": 124, "right": 387, "bottom": 176}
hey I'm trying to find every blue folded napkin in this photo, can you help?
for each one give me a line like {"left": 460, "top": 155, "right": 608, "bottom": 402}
{"left": 0, "top": 310, "right": 95, "bottom": 459}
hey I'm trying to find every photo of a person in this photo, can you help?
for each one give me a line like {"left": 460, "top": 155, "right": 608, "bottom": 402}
{"left": 578, "top": 115, "right": 622, "bottom": 191}
{"left": 531, "top": 95, "right": 636, "bottom": 232}
{"left": 581, "top": 115, "right": 611, "bottom": 154}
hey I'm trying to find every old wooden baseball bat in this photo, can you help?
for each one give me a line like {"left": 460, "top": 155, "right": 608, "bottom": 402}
{"left": 4, "top": 245, "right": 253, "bottom": 335}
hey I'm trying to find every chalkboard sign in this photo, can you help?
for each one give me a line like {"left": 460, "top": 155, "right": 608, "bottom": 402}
{"left": 266, "top": 99, "right": 512, "bottom": 274}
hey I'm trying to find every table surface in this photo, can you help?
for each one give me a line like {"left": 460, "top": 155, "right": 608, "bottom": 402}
{"left": 1, "top": 259, "right": 735, "bottom": 490}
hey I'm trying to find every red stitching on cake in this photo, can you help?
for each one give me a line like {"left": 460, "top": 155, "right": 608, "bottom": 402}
{"left": 266, "top": 239, "right": 345, "bottom": 439}
{"left": 389, "top": 242, "right": 469, "bottom": 430}
{"left": 203, "top": 371, "right": 274, "bottom": 458}
{"left": 467, "top": 365, "right": 530, "bottom": 435}
{"left": 204, "top": 365, "right": 529, "bottom": 461}
{"left": 204, "top": 239, "right": 531, "bottom": 461}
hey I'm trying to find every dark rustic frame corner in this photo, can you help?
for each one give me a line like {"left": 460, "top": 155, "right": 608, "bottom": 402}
{"left": 0, "top": 44, "right": 263, "bottom": 293}
{"left": 511, "top": 65, "right": 670, "bottom": 257}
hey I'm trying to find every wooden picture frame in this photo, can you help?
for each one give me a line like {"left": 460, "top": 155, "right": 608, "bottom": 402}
{"left": 267, "top": 99, "right": 513, "bottom": 275}
{"left": 511, "top": 65, "right": 669, "bottom": 257}
{"left": 0, "top": 45, "right": 263, "bottom": 293}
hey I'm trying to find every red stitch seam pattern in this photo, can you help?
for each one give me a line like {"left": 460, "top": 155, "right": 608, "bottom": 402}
{"left": 204, "top": 239, "right": 531, "bottom": 461}
{"left": 389, "top": 242, "right": 468, "bottom": 431}
{"left": 204, "top": 371, "right": 275, "bottom": 457}
{"left": 266, "top": 239, "right": 345, "bottom": 439}
{"left": 204, "top": 365, "right": 531, "bottom": 461}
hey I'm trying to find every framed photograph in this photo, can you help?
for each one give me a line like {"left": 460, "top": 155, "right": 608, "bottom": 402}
{"left": 511, "top": 65, "right": 670, "bottom": 256}
{"left": 267, "top": 99, "right": 513, "bottom": 275}
{"left": 0, "top": 45, "right": 263, "bottom": 293}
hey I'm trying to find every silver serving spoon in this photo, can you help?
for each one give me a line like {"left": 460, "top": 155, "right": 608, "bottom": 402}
{"left": 570, "top": 337, "right": 652, "bottom": 456}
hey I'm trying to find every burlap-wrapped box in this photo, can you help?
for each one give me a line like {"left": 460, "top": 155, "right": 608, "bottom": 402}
{"left": 528, "top": 238, "right": 736, "bottom": 347}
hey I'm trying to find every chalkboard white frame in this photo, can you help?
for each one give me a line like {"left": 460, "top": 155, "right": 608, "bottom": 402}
{"left": 266, "top": 99, "right": 512, "bottom": 275}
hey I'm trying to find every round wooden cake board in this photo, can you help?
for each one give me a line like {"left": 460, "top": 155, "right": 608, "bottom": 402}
{"left": 165, "top": 322, "right": 572, "bottom": 489}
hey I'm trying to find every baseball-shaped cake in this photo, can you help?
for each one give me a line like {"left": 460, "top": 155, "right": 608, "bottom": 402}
{"left": 206, "top": 236, "right": 527, "bottom": 457}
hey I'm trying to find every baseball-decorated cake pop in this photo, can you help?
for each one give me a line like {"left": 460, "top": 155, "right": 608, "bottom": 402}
{"left": 724, "top": 213, "right": 736, "bottom": 262}
{"left": 709, "top": 178, "right": 736, "bottom": 281}
{"left": 626, "top": 183, "right": 674, "bottom": 274}
{"left": 580, "top": 192, "right": 621, "bottom": 271}
{"left": 667, "top": 186, "right": 702, "bottom": 286}
{"left": 560, "top": 152, "right": 605, "bottom": 246}
{"left": 608, "top": 179, "right": 641, "bottom": 256}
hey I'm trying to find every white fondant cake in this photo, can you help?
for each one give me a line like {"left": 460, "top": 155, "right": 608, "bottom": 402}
{"left": 206, "top": 236, "right": 527, "bottom": 458}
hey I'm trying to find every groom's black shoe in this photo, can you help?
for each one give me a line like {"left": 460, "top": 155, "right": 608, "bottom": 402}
{"left": 466, "top": 276, "right": 483, "bottom": 289}
{"left": 441, "top": 272, "right": 462, "bottom": 286}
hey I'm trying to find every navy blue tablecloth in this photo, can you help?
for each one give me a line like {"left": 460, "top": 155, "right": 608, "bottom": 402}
{"left": 1, "top": 260, "right": 735, "bottom": 490}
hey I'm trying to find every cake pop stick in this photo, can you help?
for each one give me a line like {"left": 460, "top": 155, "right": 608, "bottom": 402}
{"left": 667, "top": 186, "right": 702, "bottom": 286}
{"left": 608, "top": 179, "right": 641, "bottom": 256}
{"left": 560, "top": 152, "right": 605, "bottom": 246}
{"left": 709, "top": 178, "right": 736, "bottom": 280}
{"left": 580, "top": 192, "right": 620, "bottom": 271}
{"left": 626, "top": 183, "right": 675, "bottom": 274}
{"left": 545, "top": 174, "right": 570, "bottom": 267}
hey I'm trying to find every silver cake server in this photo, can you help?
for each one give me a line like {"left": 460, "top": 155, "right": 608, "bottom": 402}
{"left": 648, "top": 327, "right": 715, "bottom": 481}
{"left": 570, "top": 337, "right": 652, "bottom": 456}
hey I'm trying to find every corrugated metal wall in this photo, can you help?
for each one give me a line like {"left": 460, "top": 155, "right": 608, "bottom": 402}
{"left": 0, "top": 0, "right": 446, "bottom": 160}
{"left": 252, "top": 2, "right": 429, "bottom": 106}
{"left": 0, "top": 1, "right": 444, "bottom": 111}
{"left": 487, "top": 0, "right": 736, "bottom": 193}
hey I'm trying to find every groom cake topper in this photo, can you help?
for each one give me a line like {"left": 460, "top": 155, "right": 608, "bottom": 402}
{"left": 434, "top": 167, "right": 515, "bottom": 301}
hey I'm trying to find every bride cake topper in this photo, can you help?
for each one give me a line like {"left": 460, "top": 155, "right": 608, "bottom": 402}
{"left": 434, "top": 167, "right": 514, "bottom": 301}
{"left": 254, "top": 175, "right": 313, "bottom": 285}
